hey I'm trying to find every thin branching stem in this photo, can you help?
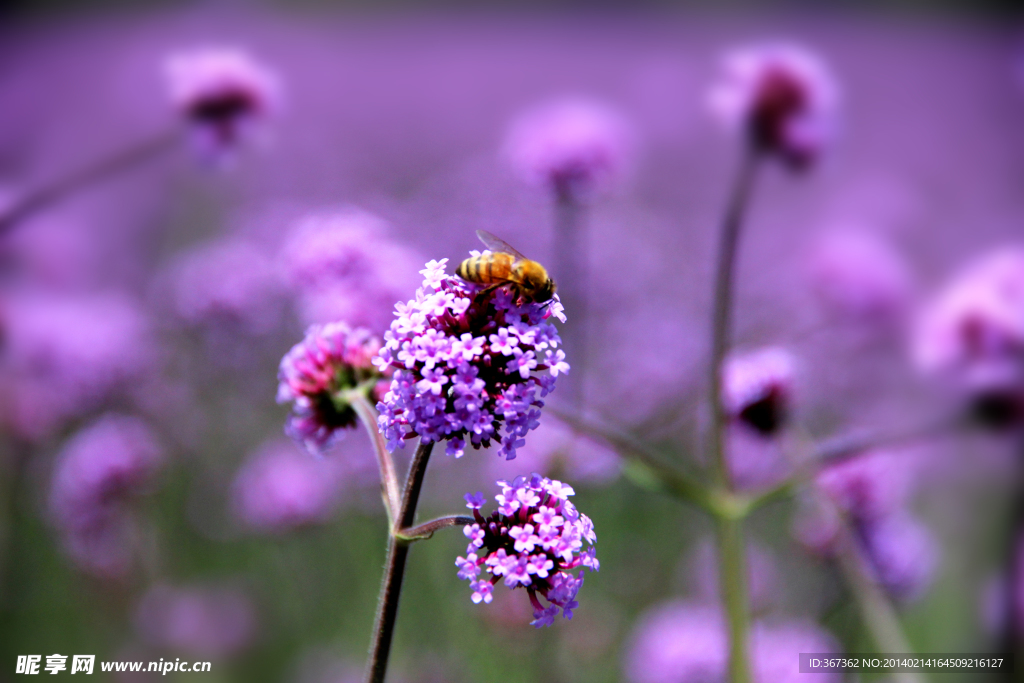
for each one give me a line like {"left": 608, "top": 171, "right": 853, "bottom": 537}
{"left": 350, "top": 392, "right": 402, "bottom": 523}
{"left": 0, "top": 129, "right": 180, "bottom": 235}
{"left": 396, "top": 515, "right": 475, "bottom": 542}
{"left": 365, "top": 440, "right": 434, "bottom": 683}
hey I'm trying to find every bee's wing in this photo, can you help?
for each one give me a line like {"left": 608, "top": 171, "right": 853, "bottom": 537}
{"left": 476, "top": 229, "right": 528, "bottom": 263}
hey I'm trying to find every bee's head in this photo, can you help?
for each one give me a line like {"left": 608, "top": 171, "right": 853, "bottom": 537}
{"left": 534, "top": 277, "right": 556, "bottom": 303}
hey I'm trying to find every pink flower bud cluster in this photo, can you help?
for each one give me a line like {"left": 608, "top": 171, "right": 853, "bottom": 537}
{"left": 277, "top": 322, "right": 384, "bottom": 454}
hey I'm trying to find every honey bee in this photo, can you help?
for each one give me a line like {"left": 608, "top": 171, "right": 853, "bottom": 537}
{"left": 457, "top": 230, "right": 557, "bottom": 304}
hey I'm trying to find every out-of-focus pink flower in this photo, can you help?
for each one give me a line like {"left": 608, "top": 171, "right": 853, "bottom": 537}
{"left": 914, "top": 247, "right": 1024, "bottom": 371}
{"left": 913, "top": 247, "right": 1024, "bottom": 427}
{"left": 48, "top": 414, "right": 163, "bottom": 578}
{"left": 503, "top": 98, "right": 635, "bottom": 199}
{"left": 279, "top": 209, "right": 421, "bottom": 331}
{"left": 623, "top": 600, "right": 841, "bottom": 683}
{"left": 135, "top": 583, "right": 257, "bottom": 659}
{"left": 805, "top": 229, "right": 913, "bottom": 324}
{"left": 487, "top": 418, "right": 620, "bottom": 485}
{"left": 815, "top": 449, "right": 917, "bottom": 523}
{"left": 722, "top": 347, "right": 796, "bottom": 436}
{"left": 708, "top": 42, "right": 839, "bottom": 168}
{"left": 0, "top": 290, "right": 155, "bottom": 440}
{"left": 165, "top": 47, "right": 281, "bottom": 157}
{"left": 169, "top": 238, "right": 285, "bottom": 335}
{"left": 277, "top": 322, "right": 383, "bottom": 454}
{"left": 230, "top": 441, "right": 345, "bottom": 533}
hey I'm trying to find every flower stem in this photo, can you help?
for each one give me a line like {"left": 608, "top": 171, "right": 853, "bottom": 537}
{"left": 717, "top": 516, "right": 753, "bottom": 683}
{"left": 396, "top": 515, "right": 474, "bottom": 542}
{"left": 0, "top": 129, "right": 180, "bottom": 235}
{"left": 365, "top": 440, "right": 434, "bottom": 683}
{"left": 349, "top": 391, "right": 402, "bottom": 523}
{"left": 707, "top": 148, "right": 761, "bottom": 488}
{"left": 553, "top": 186, "right": 588, "bottom": 408}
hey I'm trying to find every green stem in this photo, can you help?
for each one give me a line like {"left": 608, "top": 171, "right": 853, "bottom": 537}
{"left": 717, "top": 517, "right": 753, "bottom": 683}
{"left": 553, "top": 186, "right": 588, "bottom": 408}
{"left": 707, "top": 148, "right": 761, "bottom": 489}
{"left": 349, "top": 391, "right": 402, "bottom": 523}
{"left": 396, "top": 515, "right": 474, "bottom": 542}
{"left": 365, "top": 440, "right": 434, "bottom": 683}
{"left": 0, "top": 129, "right": 180, "bottom": 235}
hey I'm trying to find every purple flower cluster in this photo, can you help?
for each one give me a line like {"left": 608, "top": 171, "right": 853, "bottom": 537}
{"left": 800, "top": 449, "right": 939, "bottom": 602}
{"left": 164, "top": 47, "right": 281, "bottom": 158}
{"left": 277, "top": 322, "right": 384, "bottom": 454}
{"left": 48, "top": 414, "right": 164, "bottom": 578}
{"left": 0, "top": 291, "right": 155, "bottom": 440}
{"left": 708, "top": 42, "right": 839, "bottom": 168}
{"left": 503, "top": 98, "right": 635, "bottom": 199}
{"left": 375, "top": 258, "right": 567, "bottom": 460}
{"left": 455, "top": 474, "right": 598, "bottom": 627}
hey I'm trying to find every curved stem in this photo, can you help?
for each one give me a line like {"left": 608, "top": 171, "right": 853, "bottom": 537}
{"left": 349, "top": 392, "right": 402, "bottom": 523}
{"left": 0, "top": 129, "right": 180, "bottom": 235}
{"left": 397, "top": 515, "right": 475, "bottom": 542}
{"left": 365, "top": 440, "right": 434, "bottom": 683}
{"left": 707, "top": 149, "right": 760, "bottom": 488}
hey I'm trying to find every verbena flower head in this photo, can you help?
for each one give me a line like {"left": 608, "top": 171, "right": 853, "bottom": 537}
{"left": 805, "top": 229, "right": 913, "bottom": 324}
{"left": 375, "top": 257, "right": 566, "bottom": 460}
{"left": 455, "top": 474, "right": 597, "bottom": 627}
{"left": 230, "top": 441, "right": 345, "bottom": 533}
{"left": 722, "top": 347, "right": 796, "bottom": 436}
{"left": 708, "top": 42, "right": 839, "bottom": 169}
{"left": 280, "top": 209, "right": 421, "bottom": 330}
{"left": 504, "top": 97, "right": 635, "bottom": 199}
{"left": 48, "top": 414, "right": 164, "bottom": 578}
{"left": 860, "top": 512, "right": 939, "bottom": 603}
{"left": 165, "top": 47, "right": 281, "bottom": 157}
{"left": 277, "top": 322, "right": 384, "bottom": 454}
{"left": 136, "top": 583, "right": 257, "bottom": 659}
{"left": 912, "top": 247, "right": 1024, "bottom": 427}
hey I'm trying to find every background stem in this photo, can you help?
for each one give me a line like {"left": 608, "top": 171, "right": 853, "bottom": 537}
{"left": 0, "top": 129, "right": 180, "bottom": 235}
{"left": 364, "top": 440, "right": 434, "bottom": 683}
{"left": 717, "top": 516, "right": 753, "bottom": 683}
{"left": 707, "top": 149, "right": 760, "bottom": 488}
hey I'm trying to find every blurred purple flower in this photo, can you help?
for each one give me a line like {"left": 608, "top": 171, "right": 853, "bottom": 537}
{"left": 860, "top": 512, "right": 939, "bottom": 602}
{"left": 165, "top": 47, "right": 281, "bottom": 159}
{"left": 708, "top": 42, "right": 839, "bottom": 169}
{"left": 798, "top": 449, "right": 939, "bottom": 601}
{"left": 455, "top": 473, "right": 597, "bottom": 627}
{"left": 230, "top": 440, "right": 345, "bottom": 533}
{"left": 624, "top": 600, "right": 841, "bottom": 683}
{"left": 805, "top": 229, "right": 913, "bottom": 324}
{"left": 722, "top": 346, "right": 796, "bottom": 436}
{"left": 0, "top": 290, "right": 155, "bottom": 440}
{"left": 277, "top": 322, "right": 383, "bottom": 454}
{"left": 374, "top": 258, "right": 566, "bottom": 460}
{"left": 279, "top": 209, "right": 421, "bottom": 331}
{"left": 169, "top": 238, "right": 285, "bottom": 335}
{"left": 487, "top": 418, "right": 620, "bottom": 485}
{"left": 913, "top": 247, "right": 1024, "bottom": 427}
{"left": 503, "top": 98, "right": 635, "bottom": 199}
{"left": 48, "top": 414, "right": 163, "bottom": 578}
{"left": 135, "top": 583, "right": 257, "bottom": 659}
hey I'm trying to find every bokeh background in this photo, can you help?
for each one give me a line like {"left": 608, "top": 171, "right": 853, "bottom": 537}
{"left": 1, "top": 1, "right": 1024, "bottom": 681}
